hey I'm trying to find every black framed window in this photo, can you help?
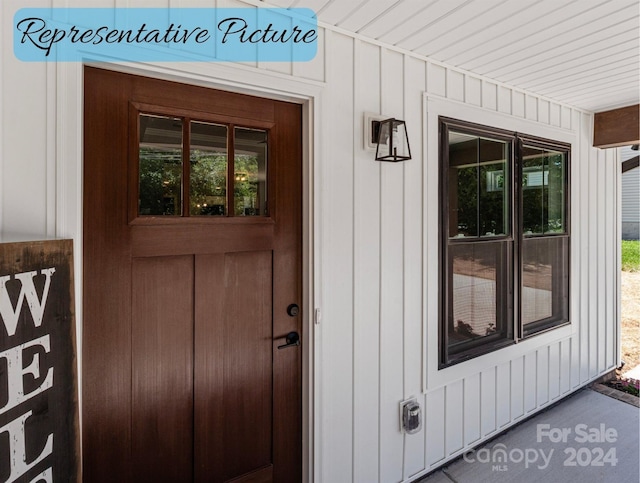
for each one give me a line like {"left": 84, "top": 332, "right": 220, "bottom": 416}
{"left": 440, "top": 117, "right": 570, "bottom": 367}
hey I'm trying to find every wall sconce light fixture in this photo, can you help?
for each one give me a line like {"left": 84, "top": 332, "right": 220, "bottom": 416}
{"left": 374, "top": 118, "right": 411, "bottom": 162}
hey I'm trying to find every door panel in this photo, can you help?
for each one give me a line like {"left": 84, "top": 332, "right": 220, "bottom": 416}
{"left": 132, "top": 256, "right": 194, "bottom": 482}
{"left": 195, "top": 252, "right": 273, "bottom": 481}
{"left": 83, "top": 67, "right": 302, "bottom": 482}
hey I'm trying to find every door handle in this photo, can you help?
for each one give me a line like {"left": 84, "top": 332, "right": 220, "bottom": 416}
{"left": 277, "top": 331, "right": 300, "bottom": 350}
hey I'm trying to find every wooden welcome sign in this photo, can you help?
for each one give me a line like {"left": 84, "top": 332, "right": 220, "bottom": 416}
{"left": 0, "top": 238, "right": 79, "bottom": 482}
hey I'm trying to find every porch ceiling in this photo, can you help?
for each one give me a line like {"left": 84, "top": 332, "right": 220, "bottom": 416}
{"left": 266, "top": 0, "right": 640, "bottom": 113}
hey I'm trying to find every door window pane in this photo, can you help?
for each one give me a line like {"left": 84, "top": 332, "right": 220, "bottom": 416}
{"left": 190, "top": 121, "right": 227, "bottom": 216}
{"left": 137, "top": 113, "right": 272, "bottom": 219}
{"left": 522, "top": 146, "right": 566, "bottom": 234}
{"left": 234, "top": 127, "right": 268, "bottom": 216}
{"left": 139, "top": 114, "right": 182, "bottom": 216}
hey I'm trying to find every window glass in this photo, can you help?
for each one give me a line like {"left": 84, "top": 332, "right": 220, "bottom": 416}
{"left": 448, "top": 132, "right": 478, "bottom": 237}
{"left": 522, "top": 146, "right": 566, "bottom": 235}
{"left": 479, "top": 138, "right": 510, "bottom": 237}
{"left": 448, "top": 131, "right": 510, "bottom": 238}
{"left": 137, "top": 113, "right": 273, "bottom": 219}
{"left": 521, "top": 237, "right": 569, "bottom": 332}
{"left": 448, "top": 241, "right": 511, "bottom": 356}
{"left": 190, "top": 121, "right": 227, "bottom": 216}
{"left": 138, "top": 114, "right": 182, "bottom": 216}
{"left": 234, "top": 127, "right": 268, "bottom": 216}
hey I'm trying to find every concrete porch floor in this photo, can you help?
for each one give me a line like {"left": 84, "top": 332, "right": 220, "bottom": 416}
{"left": 417, "top": 388, "right": 639, "bottom": 483}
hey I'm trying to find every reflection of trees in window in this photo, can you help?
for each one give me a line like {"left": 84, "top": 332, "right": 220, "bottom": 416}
{"left": 454, "top": 165, "right": 478, "bottom": 236}
{"left": 139, "top": 147, "right": 182, "bottom": 216}
{"left": 522, "top": 151, "right": 565, "bottom": 234}
{"left": 190, "top": 151, "right": 227, "bottom": 216}
{"left": 137, "top": 113, "right": 269, "bottom": 218}
{"left": 234, "top": 154, "right": 260, "bottom": 216}
{"left": 449, "top": 136, "right": 509, "bottom": 238}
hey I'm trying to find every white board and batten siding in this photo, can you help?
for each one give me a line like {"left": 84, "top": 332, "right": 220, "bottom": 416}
{"left": 0, "top": 1, "right": 621, "bottom": 482}
{"left": 318, "top": 30, "right": 619, "bottom": 482}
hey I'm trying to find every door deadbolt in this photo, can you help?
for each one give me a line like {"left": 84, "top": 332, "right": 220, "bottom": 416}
{"left": 287, "top": 304, "right": 300, "bottom": 317}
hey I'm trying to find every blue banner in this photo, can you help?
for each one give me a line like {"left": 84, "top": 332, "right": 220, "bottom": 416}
{"left": 14, "top": 8, "right": 317, "bottom": 62}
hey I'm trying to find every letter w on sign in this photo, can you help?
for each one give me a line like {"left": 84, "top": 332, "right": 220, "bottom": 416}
{"left": 0, "top": 268, "right": 56, "bottom": 336}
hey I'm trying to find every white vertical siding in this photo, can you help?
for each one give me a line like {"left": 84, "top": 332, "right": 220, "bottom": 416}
{"left": 0, "top": 1, "right": 622, "bottom": 481}
{"left": 512, "top": 90, "right": 525, "bottom": 118}
{"left": 293, "top": 26, "right": 326, "bottom": 83}
{"left": 605, "top": 149, "right": 616, "bottom": 368}
{"left": 379, "top": 47, "right": 405, "bottom": 483}
{"left": 1, "top": 0, "right": 51, "bottom": 236}
{"left": 589, "top": 136, "right": 600, "bottom": 379}
{"left": 548, "top": 343, "right": 560, "bottom": 401}
{"left": 465, "top": 76, "right": 481, "bottom": 107}
{"left": 579, "top": 113, "right": 592, "bottom": 384}
{"left": 536, "top": 347, "right": 549, "bottom": 406}
{"left": 445, "top": 381, "right": 464, "bottom": 455}
{"left": 597, "top": 148, "right": 607, "bottom": 373}
{"left": 480, "top": 368, "right": 496, "bottom": 437}
{"left": 525, "top": 95, "right": 538, "bottom": 121}
{"left": 320, "top": 29, "right": 355, "bottom": 483}
{"left": 402, "top": 54, "right": 426, "bottom": 481}
{"left": 425, "top": 388, "right": 445, "bottom": 467}
{"left": 463, "top": 374, "right": 481, "bottom": 446}
{"left": 496, "top": 363, "right": 510, "bottom": 428}
{"left": 482, "top": 81, "right": 497, "bottom": 111}
{"left": 559, "top": 339, "right": 571, "bottom": 396}
{"left": 523, "top": 352, "right": 537, "bottom": 413}
{"left": 510, "top": 357, "right": 524, "bottom": 421}
{"left": 498, "top": 85, "right": 511, "bottom": 114}
{"left": 352, "top": 39, "right": 381, "bottom": 483}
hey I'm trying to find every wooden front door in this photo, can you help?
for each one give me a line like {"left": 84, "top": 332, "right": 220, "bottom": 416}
{"left": 83, "top": 67, "right": 302, "bottom": 483}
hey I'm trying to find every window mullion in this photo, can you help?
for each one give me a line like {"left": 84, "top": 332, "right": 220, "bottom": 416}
{"left": 476, "top": 140, "right": 480, "bottom": 238}
{"left": 227, "top": 124, "right": 235, "bottom": 216}
{"left": 514, "top": 136, "right": 522, "bottom": 341}
{"left": 182, "top": 118, "right": 191, "bottom": 217}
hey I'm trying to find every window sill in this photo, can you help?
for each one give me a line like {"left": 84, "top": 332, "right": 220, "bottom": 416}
{"left": 440, "top": 338, "right": 516, "bottom": 370}
{"left": 426, "top": 322, "right": 575, "bottom": 392}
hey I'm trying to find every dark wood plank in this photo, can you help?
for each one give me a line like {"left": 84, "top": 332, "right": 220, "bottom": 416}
{"left": 594, "top": 104, "right": 640, "bottom": 148}
{"left": 194, "top": 253, "right": 226, "bottom": 482}
{"left": 83, "top": 66, "right": 133, "bottom": 483}
{"left": 194, "top": 252, "right": 273, "bottom": 482}
{"left": 272, "top": 100, "right": 303, "bottom": 483}
{"left": 130, "top": 72, "right": 275, "bottom": 123}
{"left": 131, "top": 255, "right": 194, "bottom": 483}
{"left": 131, "top": 222, "right": 274, "bottom": 258}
